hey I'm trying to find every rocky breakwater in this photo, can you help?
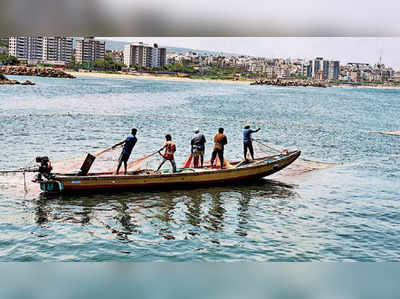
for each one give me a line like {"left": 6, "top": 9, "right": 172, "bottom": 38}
{"left": 0, "top": 66, "right": 75, "bottom": 79}
{"left": 0, "top": 72, "right": 35, "bottom": 85}
{"left": 250, "top": 79, "right": 329, "bottom": 88}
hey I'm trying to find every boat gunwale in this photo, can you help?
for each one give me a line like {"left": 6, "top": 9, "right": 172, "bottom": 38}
{"left": 53, "top": 150, "right": 301, "bottom": 181}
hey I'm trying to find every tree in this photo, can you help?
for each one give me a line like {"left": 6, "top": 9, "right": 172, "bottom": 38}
{"left": 95, "top": 58, "right": 105, "bottom": 69}
{"left": 0, "top": 53, "right": 19, "bottom": 65}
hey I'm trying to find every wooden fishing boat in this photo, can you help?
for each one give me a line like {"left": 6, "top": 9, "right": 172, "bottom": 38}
{"left": 37, "top": 150, "right": 301, "bottom": 193}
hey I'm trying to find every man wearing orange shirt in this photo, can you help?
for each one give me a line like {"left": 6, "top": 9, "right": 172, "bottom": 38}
{"left": 157, "top": 134, "right": 177, "bottom": 173}
{"left": 210, "top": 127, "right": 228, "bottom": 169}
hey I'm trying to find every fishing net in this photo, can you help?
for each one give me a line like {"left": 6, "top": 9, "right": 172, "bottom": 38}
{"left": 51, "top": 144, "right": 164, "bottom": 175}
{"left": 251, "top": 139, "right": 337, "bottom": 177}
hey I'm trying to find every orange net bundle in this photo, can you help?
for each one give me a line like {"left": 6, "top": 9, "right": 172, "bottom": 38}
{"left": 181, "top": 154, "right": 233, "bottom": 169}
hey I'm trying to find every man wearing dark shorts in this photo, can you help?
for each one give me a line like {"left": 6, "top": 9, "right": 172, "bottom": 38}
{"left": 211, "top": 127, "right": 228, "bottom": 169}
{"left": 243, "top": 125, "right": 260, "bottom": 160}
{"left": 113, "top": 128, "right": 137, "bottom": 175}
{"left": 191, "top": 128, "right": 206, "bottom": 168}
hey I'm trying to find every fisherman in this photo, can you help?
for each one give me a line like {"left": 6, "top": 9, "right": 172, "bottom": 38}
{"left": 243, "top": 125, "right": 260, "bottom": 160}
{"left": 113, "top": 128, "right": 137, "bottom": 175}
{"left": 211, "top": 128, "right": 228, "bottom": 169}
{"left": 191, "top": 128, "right": 206, "bottom": 168}
{"left": 157, "top": 134, "right": 177, "bottom": 173}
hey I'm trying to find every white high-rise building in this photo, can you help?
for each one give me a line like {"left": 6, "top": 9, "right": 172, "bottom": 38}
{"left": 9, "top": 36, "right": 73, "bottom": 64}
{"left": 9, "top": 37, "right": 43, "bottom": 60}
{"left": 124, "top": 42, "right": 167, "bottom": 68}
{"left": 75, "top": 37, "right": 105, "bottom": 63}
{"left": 42, "top": 37, "right": 73, "bottom": 63}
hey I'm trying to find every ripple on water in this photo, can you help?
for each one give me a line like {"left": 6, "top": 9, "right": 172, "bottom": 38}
{"left": 1, "top": 76, "right": 400, "bottom": 261}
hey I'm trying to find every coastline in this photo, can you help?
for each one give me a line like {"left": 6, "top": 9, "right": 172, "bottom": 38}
{"left": 64, "top": 71, "right": 400, "bottom": 89}
{"left": 64, "top": 70, "right": 252, "bottom": 85}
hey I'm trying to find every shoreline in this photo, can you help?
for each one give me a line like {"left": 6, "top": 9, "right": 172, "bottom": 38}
{"left": 64, "top": 70, "right": 252, "bottom": 85}
{"left": 64, "top": 71, "right": 400, "bottom": 89}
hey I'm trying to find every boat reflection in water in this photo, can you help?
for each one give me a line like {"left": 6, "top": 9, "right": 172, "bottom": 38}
{"left": 32, "top": 179, "right": 299, "bottom": 246}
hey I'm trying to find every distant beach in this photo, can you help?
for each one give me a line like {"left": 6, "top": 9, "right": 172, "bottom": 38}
{"left": 65, "top": 70, "right": 251, "bottom": 85}
{"left": 65, "top": 71, "right": 400, "bottom": 89}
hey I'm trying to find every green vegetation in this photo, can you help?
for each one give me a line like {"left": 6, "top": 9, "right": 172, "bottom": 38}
{"left": 0, "top": 40, "right": 8, "bottom": 48}
{"left": 67, "top": 55, "right": 125, "bottom": 71}
{"left": 0, "top": 53, "right": 19, "bottom": 65}
{"left": 163, "top": 63, "right": 196, "bottom": 73}
{"left": 94, "top": 56, "right": 125, "bottom": 71}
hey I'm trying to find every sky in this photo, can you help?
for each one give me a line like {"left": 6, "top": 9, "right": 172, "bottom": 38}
{"left": 104, "top": 37, "right": 400, "bottom": 70}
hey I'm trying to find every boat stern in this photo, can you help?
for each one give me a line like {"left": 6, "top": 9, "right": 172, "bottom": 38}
{"left": 39, "top": 180, "right": 64, "bottom": 193}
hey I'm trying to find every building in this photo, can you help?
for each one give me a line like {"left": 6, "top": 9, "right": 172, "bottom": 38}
{"left": 9, "top": 37, "right": 43, "bottom": 60}
{"left": 311, "top": 57, "right": 323, "bottom": 78}
{"left": 350, "top": 71, "right": 360, "bottom": 82}
{"left": 309, "top": 57, "right": 340, "bottom": 80}
{"left": 42, "top": 37, "right": 73, "bottom": 63}
{"left": 75, "top": 37, "right": 105, "bottom": 63}
{"left": 328, "top": 61, "right": 340, "bottom": 80}
{"left": 124, "top": 42, "right": 167, "bottom": 68}
{"left": 8, "top": 36, "right": 73, "bottom": 64}
{"left": 0, "top": 37, "right": 8, "bottom": 54}
{"left": 302, "top": 62, "right": 312, "bottom": 78}
{"left": 322, "top": 60, "right": 330, "bottom": 79}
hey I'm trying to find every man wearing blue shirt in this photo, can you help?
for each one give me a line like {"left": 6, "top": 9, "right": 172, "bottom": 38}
{"left": 113, "top": 128, "right": 137, "bottom": 175}
{"left": 243, "top": 125, "right": 260, "bottom": 160}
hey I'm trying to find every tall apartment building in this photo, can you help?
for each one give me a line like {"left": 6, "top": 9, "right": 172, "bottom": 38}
{"left": 9, "top": 36, "right": 73, "bottom": 64}
{"left": 302, "top": 62, "right": 312, "bottom": 78}
{"left": 308, "top": 57, "right": 340, "bottom": 80}
{"left": 9, "top": 37, "right": 43, "bottom": 60}
{"left": 159, "top": 47, "right": 166, "bottom": 66}
{"left": 328, "top": 61, "right": 340, "bottom": 80}
{"left": 124, "top": 42, "right": 167, "bottom": 68}
{"left": 42, "top": 37, "right": 73, "bottom": 63}
{"left": 75, "top": 37, "right": 105, "bottom": 63}
{"left": 311, "top": 57, "right": 323, "bottom": 78}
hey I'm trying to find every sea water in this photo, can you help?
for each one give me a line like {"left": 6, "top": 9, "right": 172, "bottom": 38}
{"left": 0, "top": 75, "right": 399, "bottom": 261}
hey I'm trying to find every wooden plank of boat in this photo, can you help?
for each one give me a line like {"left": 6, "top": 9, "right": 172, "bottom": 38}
{"left": 40, "top": 150, "right": 300, "bottom": 193}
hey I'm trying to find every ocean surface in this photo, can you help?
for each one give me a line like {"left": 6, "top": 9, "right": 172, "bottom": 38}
{"left": 0, "top": 75, "right": 399, "bottom": 261}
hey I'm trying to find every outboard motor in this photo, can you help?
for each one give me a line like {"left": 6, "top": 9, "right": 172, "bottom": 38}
{"left": 35, "top": 156, "right": 52, "bottom": 181}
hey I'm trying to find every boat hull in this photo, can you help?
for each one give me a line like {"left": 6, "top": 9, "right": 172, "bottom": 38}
{"left": 42, "top": 151, "right": 301, "bottom": 193}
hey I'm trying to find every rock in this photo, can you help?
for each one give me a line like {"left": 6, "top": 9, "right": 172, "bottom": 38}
{"left": 21, "top": 80, "right": 35, "bottom": 85}
{"left": 0, "top": 72, "right": 35, "bottom": 85}
{"left": 250, "top": 78, "right": 329, "bottom": 88}
{"left": 0, "top": 66, "right": 75, "bottom": 79}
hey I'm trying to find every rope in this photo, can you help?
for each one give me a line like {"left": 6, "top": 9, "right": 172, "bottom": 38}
{"left": 252, "top": 139, "right": 281, "bottom": 154}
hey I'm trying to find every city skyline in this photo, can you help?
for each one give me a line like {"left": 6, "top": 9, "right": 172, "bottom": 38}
{"left": 102, "top": 37, "right": 400, "bottom": 71}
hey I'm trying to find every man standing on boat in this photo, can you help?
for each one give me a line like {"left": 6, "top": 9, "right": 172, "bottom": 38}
{"left": 211, "top": 128, "right": 228, "bottom": 169}
{"left": 243, "top": 125, "right": 260, "bottom": 160}
{"left": 191, "top": 128, "right": 206, "bottom": 168}
{"left": 113, "top": 128, "right": 137, "bottom": 175}
{"left": 157, "top": 134, "right": 177, "bottom": 173}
